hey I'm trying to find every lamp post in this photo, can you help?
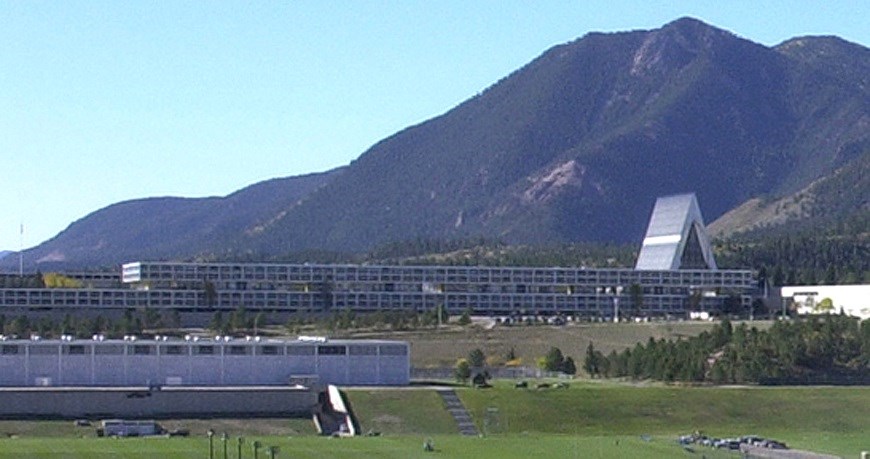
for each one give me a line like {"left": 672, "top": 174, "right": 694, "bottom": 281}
{"left": 207, "top": 429, "right": 215, "bottom": 459}
{"left": 237, "top": 437, "right": 244, "bottom": 459}
{"left": 221, "top": 432, "right": 228, "bottom": 459}
{"left": 267, "top": 446, "right": 280, "bottom": 459}
{"left": 252, "top": 440, "right": 262, "bottom": 459}
{"left": 609, "top": 286, "right": 623, "bottom": 323}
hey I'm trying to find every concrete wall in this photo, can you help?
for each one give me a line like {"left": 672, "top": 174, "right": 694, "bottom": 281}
{"left": 0, "top": 386, "right": 318, "bottom": 419}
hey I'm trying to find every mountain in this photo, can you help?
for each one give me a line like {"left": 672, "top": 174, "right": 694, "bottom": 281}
{"left": 6, "top": 17, "right": 869, "bottom": 269}
{"left": 244, "top": 17, "right": 868, "bottom": 253}
{"left": 4, "top": 168, "right": 342, "bottom": 270}
{"left": 0, "top": 251, "right": 11, "bottom": 261}
{"left": 709, "top": 152, "right": 870, "bottom": 237}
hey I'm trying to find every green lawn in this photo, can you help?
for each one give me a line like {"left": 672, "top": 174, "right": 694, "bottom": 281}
{"left": 347, "top": 382, "right": 870, "bottom": 458}
{"left": 347, "top": 389, "right": 458, "bottom": 434}
{"left": 0, "top": 434, "right": 739, "bottom": 458}
{"left": 0, "top": 382, "right": 866, "bottom": 458}
{"left": 456, "top": 381, "right": 869, "bottom": 458}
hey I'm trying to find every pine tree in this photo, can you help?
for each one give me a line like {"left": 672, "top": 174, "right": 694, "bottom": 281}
{"left": 583, "top": 342, "right": 599, "bottom": 377}
{"left": 562, "top": 356, "right": 577, "bottom": 375}
{"left": 468, "top": 348, "right": 486, "bottom": 368}
{"left": 544, "top": 347, "right": 565, "bottom": 372}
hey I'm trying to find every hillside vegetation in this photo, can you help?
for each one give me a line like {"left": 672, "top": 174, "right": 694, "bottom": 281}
{"left": 594, "top": 316, "right": 870, "bottom": 384}
{"left": 6, "top": 17, "right": 868, "bottom": 269}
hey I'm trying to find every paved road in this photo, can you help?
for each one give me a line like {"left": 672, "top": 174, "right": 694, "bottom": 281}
{"left": 740, "top": 444, "right": 842, "bottom": 459}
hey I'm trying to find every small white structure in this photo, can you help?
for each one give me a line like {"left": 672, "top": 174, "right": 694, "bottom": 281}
{"left": 101, "top": 419, "right": 159, "bottom": 437}
{"left": 780, "top": 284, "right": 870, "bottom": 320}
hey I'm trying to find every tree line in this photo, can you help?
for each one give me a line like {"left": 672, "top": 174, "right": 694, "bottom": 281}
{"left": 0, "top": 308, "right": 178, "bottom": 338}
{"left": 716, "top": 216, "right": 869, "bottom": 286}
{"left": 585, "top": 316, "right": 870, "bottom": 384}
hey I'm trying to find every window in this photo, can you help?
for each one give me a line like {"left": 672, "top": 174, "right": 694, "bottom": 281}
{"left": 349, "top": 345, "right": 377, "bottom": 356}
{"left": 94, "top": 344, "right": 124, "bottom": 355}
{"left": 29, "top": 345, "right": 58, "bottom": 355}
{"left": 258, "top": 345, "right": 280, "bottom": 356}
{"left": 132, "top": 345, "right": 153, "bottom": 355}
{"left": 379, "top": 345, "right": 408, "bottom": 356}
{"left": 66, "top": 345, "right": 86, "bottom": 355}
{"left": 228, "top": 346, "right": 248, "bottom": 356}
{"left": 286, "top": 346, "right": 315, "bottom": 356}
{"left": 317, "top": 345, "right": 346, "bottom": 355}
{"left": 196, "top": 345, "right": 215, "bottom": 355}
{"left": 1, "top": 345, "right": 19, "bottom": 355}
{"left": 163, "top": 345, "right": 186, "bottom": 355}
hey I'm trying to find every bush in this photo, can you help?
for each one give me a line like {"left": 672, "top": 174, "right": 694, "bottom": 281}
{"left": 458, "top": 310, "right": 472, "bottom": 326}
{"left": 468, "top": 348, "right": 486, "bottom": 368}
{"left": 454, "top": 358, "right": 471, "bottom": 384}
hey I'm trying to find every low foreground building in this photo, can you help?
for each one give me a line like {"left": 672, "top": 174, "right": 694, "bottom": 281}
{"left": 0, "top": 336, "right": 409, "bottom": 387}
{"left": 0, "top": 336, "right": 409, "bottom": 418}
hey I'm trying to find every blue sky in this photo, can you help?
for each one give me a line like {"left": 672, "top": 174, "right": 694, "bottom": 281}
{"left": 2, "top": 1, "right": 868, "bottom": 252}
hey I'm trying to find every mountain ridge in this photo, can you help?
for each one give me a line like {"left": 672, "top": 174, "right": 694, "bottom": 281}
{"left": 4, "top": 17, "right": 868, "bottom": 270}
{"left": 10, "top": 168, "right": 343, "bottom": 270}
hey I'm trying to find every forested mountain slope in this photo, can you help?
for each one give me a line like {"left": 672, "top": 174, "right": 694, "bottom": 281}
{"left": 5, "top": 17, "right": 868, "bottom": 269}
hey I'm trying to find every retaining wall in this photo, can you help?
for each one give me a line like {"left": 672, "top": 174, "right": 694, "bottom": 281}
{"left": 0, "top": 386, "right": 318, "bottom": 419}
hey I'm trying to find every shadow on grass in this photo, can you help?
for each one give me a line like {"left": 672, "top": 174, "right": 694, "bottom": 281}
{"left": 410, "top": 380, "right": 466, "bottom": 388}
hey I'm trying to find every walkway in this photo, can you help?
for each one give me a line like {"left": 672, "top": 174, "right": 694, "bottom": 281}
{"left": 436, "top": 389, "right": 479, "bottom": 436}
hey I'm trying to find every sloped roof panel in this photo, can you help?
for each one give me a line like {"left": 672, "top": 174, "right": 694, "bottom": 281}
{"left": 635, "top": 193, "right": 717, "bottom": 270}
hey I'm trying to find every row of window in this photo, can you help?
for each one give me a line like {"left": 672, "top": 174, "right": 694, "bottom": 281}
{"left": 131, "top": 263, "right": 753, "bottom": 286}
{"left": 0, "top": 344, "right": 408, "bottom": 357}
{"left": 0, "top": 290, "right": 747, "bottom": 310}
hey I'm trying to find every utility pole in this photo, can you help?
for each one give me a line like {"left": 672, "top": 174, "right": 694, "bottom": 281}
{"left": 19, "top": 222, "right": 24, "bottom": 277}
{"left": 207, "top": 429, "right": 215, "bottom": 459}
{"left": 610, "top": 286, "right": 623, "bottom": 323}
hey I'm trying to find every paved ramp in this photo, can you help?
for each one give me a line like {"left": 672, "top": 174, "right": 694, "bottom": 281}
{"left": 437, "top": 389, "right": 479, "bottom": 436}
{"left": 740, "top": 444, "right": 842, "bottom": 459}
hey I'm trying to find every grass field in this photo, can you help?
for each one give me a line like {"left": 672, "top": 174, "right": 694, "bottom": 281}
{"left": 343, "top": 320, "right": 762, "bottom": 368}
{"left": 0, "top": 434, "right": 741, "bottom": 458}
{"left": 1, "top": 383, "right": 866, "bottom": 458}
{"left": 453, "top": 381, "right": 869, "bottom": 457}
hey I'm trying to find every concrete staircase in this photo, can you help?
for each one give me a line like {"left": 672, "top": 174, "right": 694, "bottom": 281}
{"left": 437, "top": 389, "right": 479, "bottom": 436}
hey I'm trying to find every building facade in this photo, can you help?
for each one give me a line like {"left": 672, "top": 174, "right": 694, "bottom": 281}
{"left": 0, "top": 194, "right": 756, "bottom": 321}
{"left": 114, "top": 261, "right": 753, "bottom": 318}
{"left": 0, "top": 337, "right": 409, "bottom": 387}
{"left": 780, "top": 284, "right": 870, "bottom": 320}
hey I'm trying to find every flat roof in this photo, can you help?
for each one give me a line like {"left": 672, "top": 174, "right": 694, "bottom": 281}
{"left": 0, "top": 386, "right": 313, "bottom": 393}
{"left": 0, "top": 337, "right": 407, "bottom": 346}
{"left": 123, "top": 260, "right": 747, "bottom": 273}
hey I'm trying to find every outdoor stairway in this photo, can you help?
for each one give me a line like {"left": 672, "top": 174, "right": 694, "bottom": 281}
{"left": 437, "top": 389, "right": 479, "bottom": 436}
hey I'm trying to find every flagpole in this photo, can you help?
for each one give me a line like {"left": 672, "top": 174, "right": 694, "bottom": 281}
{"left": 19, "top": 223, "right": 24, "bottom": 277}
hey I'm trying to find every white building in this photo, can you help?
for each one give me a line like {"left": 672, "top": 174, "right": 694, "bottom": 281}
{"left": 0, "top": 336, "right": 410, "bottom": 387}
{"left": 780, "top": 284, "right": 870, "bottom": 320}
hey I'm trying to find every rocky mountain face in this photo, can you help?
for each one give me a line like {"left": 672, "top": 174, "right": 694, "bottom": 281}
{"left": 5, "top": 17, "right": 868, "bottom": 270}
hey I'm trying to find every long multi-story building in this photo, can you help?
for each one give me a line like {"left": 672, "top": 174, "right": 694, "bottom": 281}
{"left": 0, "top": 194, "right": 757, "bottom": 322}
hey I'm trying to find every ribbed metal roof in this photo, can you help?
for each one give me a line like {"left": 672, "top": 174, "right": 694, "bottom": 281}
{"left": 635, "top": 193, "right": 717, "bottom": 270}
